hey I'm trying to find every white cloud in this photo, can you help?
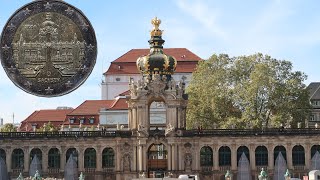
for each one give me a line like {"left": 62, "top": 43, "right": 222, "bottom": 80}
{"left": 175, "top": 0, "right": 227, "bottom": 40}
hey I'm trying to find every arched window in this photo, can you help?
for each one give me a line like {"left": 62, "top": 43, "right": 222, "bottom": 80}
{"left": 48, "top": 148, "right": 60, "bottom": 168}
{"left": 102, "top": 148, "right": 115, "bottom": 168}
{"left": 311, "top": 145, "right": 320, "bottom": 159}
{"left": 0, "top": 148, "right": 6, "bottom": 162}
{"left": 12, "top": 148, "right": 24, "bottom": 169}
{"left": 292, "top": 145, "right": 305, "bottom": 166}
{"left": 30, "top": 148, "right": 42, "bottom": 166}
{"left": 200, "top": 146, "right": 213, "bottom": 166}
{"left": 219, "top": 146, "right": 231, "bottom": 166}
{"left": 84, "top": 148, "right": 96, "bottom": 168}
{"left": 274, "top": 146, "right": 286, "bottom": 164}
{"left": 237, "top": 146, "right": 250, "bottom": 165}
{"left": 255, "top": 146, "right": 268, "bottom": 166}
{"left": 66, "top": 148, "right": 78, "bottom": 167}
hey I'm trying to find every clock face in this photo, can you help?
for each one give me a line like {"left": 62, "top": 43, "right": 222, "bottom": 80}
{"left": 0, "top": 0, "right": 97, "bottom": 97}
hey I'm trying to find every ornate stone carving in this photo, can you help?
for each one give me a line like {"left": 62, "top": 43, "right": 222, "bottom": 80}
{"left": 184, "top": 153, "right": 192, "bottom": 170}
{"left": 138, "top": 123, "right": 149, "bottom": 137}
{"left": 123, "top": 154, "right": 131, "bottom": 171}
{"left": 165, "top": 123, "right": 175, "bottom": 137}
{"left": 120, "top": 142, "right": 132, "bottom": 172}
{"left": 147, "top": 74, "right": 166, "bottom": 97}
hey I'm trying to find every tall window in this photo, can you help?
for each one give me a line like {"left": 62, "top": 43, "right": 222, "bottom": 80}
{"left": 292, "top": 145, "right": 305, "bottom": 166}
{"left": 0, "top": 148, "right": 6, "bottom": 162}
{"left": 274, "top": 146, "right": 287, "bottom": 164}
{"left": 148, "top": 144, "right": 167, "bottom": 160}
{"left": 84, "top": 148, "right": 96, "bottom": 168}
{"left": 30, "top": 148, "right": 42, "bottom": 166}
{"left": 12, "top": 149, "right": 24, "bottom": 169}
{"left": 102, "top": 148, "right": 115, "bottom": 168}
{"left": 66, "top": 148, "right": 78, "bottom": 167}
{"left": 219, "top": 146, "right": 231, "bottom": 166}
{"left": 237, "top": 146, "right": 250, "bottom": 165}
{"left": 200, "top": 146, "right": 213, "bottom": 166}
{"left": 311, "top": 145, "right": 320, "bottom": 159}
{"left": 255, "top": 146, "right": 268, "bottom": 166}
{"left": 48, "top": 148, "right": 60, "bottom": 168}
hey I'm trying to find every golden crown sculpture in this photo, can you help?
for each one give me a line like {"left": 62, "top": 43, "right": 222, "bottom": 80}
{"left": 150, "top": 17, "right": 163, "bottom": 36}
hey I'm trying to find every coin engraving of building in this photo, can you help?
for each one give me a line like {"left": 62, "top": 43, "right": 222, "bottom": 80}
{"left": 12, "top": 12, "right": 86, "bottom": 81}
{"left": 1, "top": 18, "right": 320, "bottom": 180}
{"left": 0, "top": 0, "right": 97, "bottom": 96}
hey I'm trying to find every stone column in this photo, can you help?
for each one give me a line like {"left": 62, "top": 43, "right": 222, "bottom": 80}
{"left": 231, "top": 145, "right": 237, "bottom": 171}
{"left": 305, "top": 143, "right": 310, "bottom": 170}
{"left": 116, "top": 144, "right": 121, "bottom": 172}
{"left": 144, "top": 104, "right": 149, "bottom": 129}
{"left": 115, "top": 143, "right": 122, "bottom": 180}
{"left": 128, "top": 108, "right": 132, "bottom": 129}
{"left": 78, "top": 147, "right": 84, "bottom": 172}
{"left": 138, "top": 142, "right": 144, "bottom": 172}
{"left": 179, "top": 144, "right": 184, "bottom": 171}
{"left": 96, "top": 146, "right": 102, "bottom": 172}
{"left": 286, "top": 144, "right": 293, "bottom": 169}
{"left": 23, "top": 146, "right": 30, "bottom": 173}
{"left": 42, "top": 148, "right": 49, "bottom": 174}
{"left": 6, "top": 148, "right": 12, "bottom": 172}
{"left": 132, "top": 107, "right": 137, "bottom": 130}
{"left": 60, "top": 146, "right": 66, "bottom": 173}
{"left": 132, "top": 145, "right": 137, "bottom": 171}
{"left": 267, "top": 145, "right": 274, "bottom": 171}
{"left": 167, "top": 145, "right": 172, "bottom": 171}
{"left": 176, "top": 144, "right": 180, "bottom": 171}
{"left": 194, "top": 143, "right": 200, "bottom": 171}
{"left": 171, "top": 144, "right": 177, "bottom": 171}
{"left": 213, "top": 145, "right": 219, "bottom": 171}
{"left": 249, "top": 144, "right": 256, "bottom": 171}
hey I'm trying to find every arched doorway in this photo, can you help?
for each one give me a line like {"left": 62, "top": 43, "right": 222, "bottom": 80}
{"left": 147, "top": 143, "right": 167, "bottom": 178}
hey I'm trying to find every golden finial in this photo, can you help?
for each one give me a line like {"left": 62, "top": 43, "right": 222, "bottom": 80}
{"left": 151, "top": 17, "right": 162, "bottom": 36}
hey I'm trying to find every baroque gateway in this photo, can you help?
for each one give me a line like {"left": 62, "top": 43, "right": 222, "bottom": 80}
{"left": 0, "top": 18, "right": 319, "bottom": 180}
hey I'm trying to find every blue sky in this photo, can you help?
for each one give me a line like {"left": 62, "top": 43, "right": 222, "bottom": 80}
{"left": 0, "top": 0, "right": 320, "bottom": 123}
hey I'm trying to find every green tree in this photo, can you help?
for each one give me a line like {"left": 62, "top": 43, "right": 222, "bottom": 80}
{"left": 186, "top": 53, "right": 311, "bottom": 129}
{"left": 0, "top": 123, "right": 17, "bottom": 132}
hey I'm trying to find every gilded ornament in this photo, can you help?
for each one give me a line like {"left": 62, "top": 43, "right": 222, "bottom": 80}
{"left": 150, "top": 17, "right": 162, "bottom": 36}
{"left": 173, "top": 57, "right": 177, "bottom": 70}
{"left": 143, "top": 55, "right": 150, "bottom": 72}
{"left": 163, "top": 54, "right": 169, "bottom": 70}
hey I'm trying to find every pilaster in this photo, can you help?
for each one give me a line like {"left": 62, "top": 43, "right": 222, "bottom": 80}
{"left": 96, "top": 145, "right": 102, "bottom": 172}
{"left": 231, "top": 144, "right": 237, "bottom": 171}
{"left": 305, "top": 143, "right": 310, "bottom": 169}
{"left": 267, "top": 144, "right": 274, "bottom": 171}
{"left": 286, "top": 144, "right": 293, "bottom": 169}
{"left": 249, "top": 144, "right": 256, "bottom": 170}
{"left": 213, "top": 145, "right": 219, "bottom": 171}
{"left": 42, "top": 147, "right": 49, "bottom": 173}
{"left": 6, "top": 147, "right": 12, "bottom": 172}
{"left": 60, "top": 146, "right": 66, "bottom": 172}
{"left": 78, "top": 147, "right": 84, "bottom": 172}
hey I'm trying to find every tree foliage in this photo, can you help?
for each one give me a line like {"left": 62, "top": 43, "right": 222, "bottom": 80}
{"left": 186, "top": 53, "right": 311, "bottom": 129}
{"left": 37, "top": 121, "right": 58, "bottom": 132}
{"left": 0, "top": 123, "right": 17, "bottom": 132}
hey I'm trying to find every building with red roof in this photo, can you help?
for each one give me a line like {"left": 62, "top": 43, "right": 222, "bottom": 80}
{"left": 101, "top": 48, "right": 201, "bottom": 100}
{"left": 62, "top": 100, "right": 113, "bottom": 130}
{"left": 19, "top": 108, "right": 73, "bottom": 132}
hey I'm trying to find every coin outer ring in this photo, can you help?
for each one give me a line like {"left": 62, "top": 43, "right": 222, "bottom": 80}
{"left": 0, "top": 0, "right": 97, "bottom": 97}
